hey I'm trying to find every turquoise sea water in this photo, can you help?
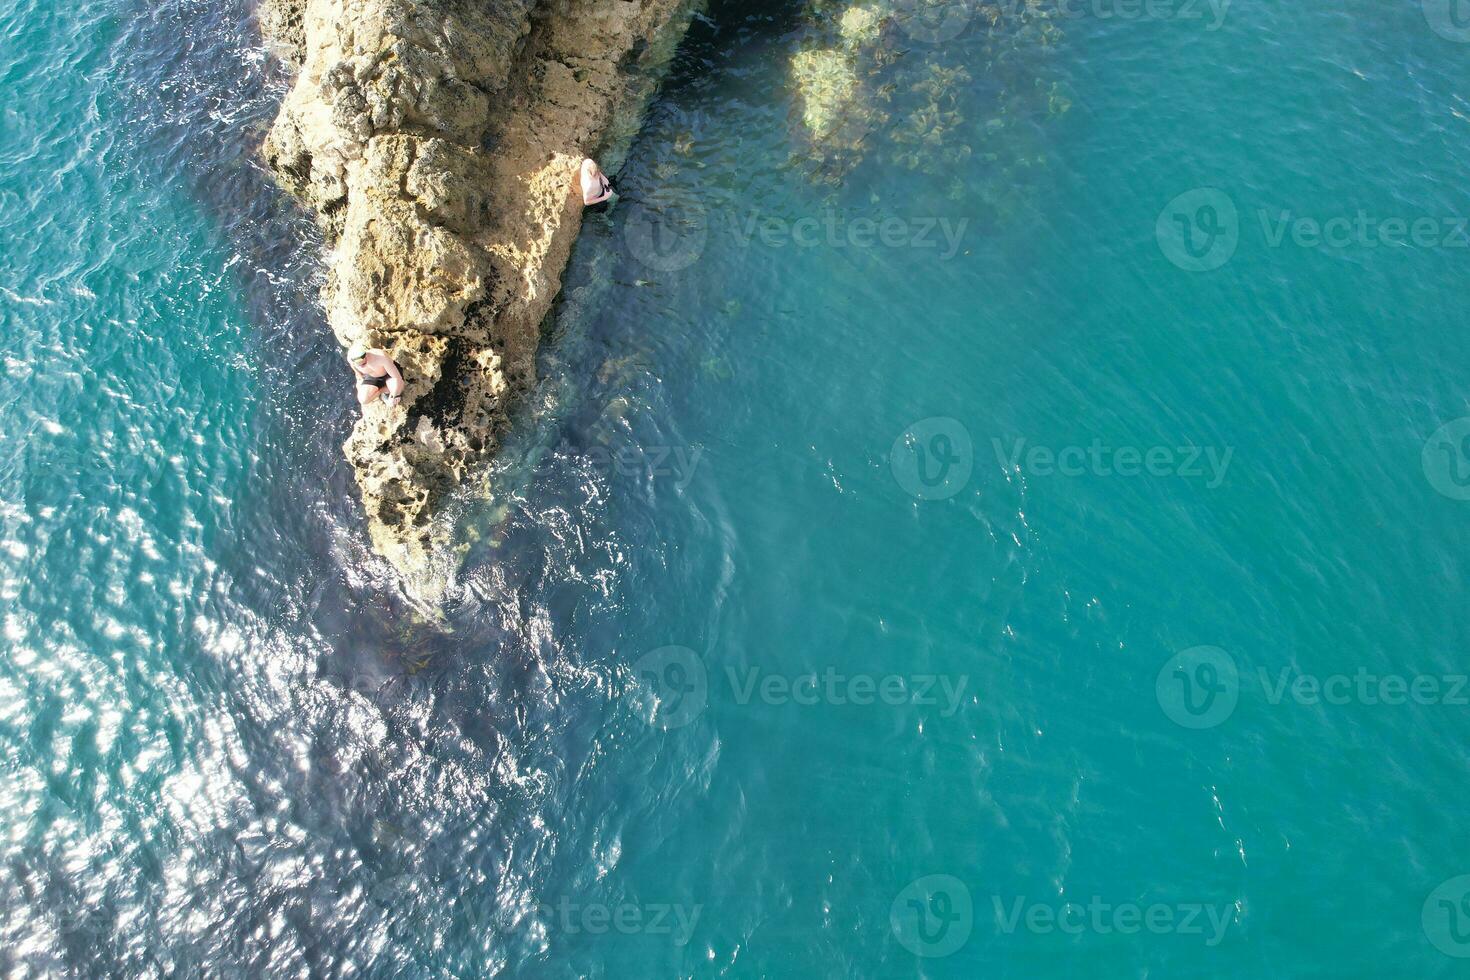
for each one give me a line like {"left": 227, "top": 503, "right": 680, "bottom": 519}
{"left": 5, "top": 0, "right": 1470, "bottom": 974}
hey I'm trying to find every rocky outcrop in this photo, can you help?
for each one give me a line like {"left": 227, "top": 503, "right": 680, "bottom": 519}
{"left": 258, "top": 0, "right": 692, "bottom": 591}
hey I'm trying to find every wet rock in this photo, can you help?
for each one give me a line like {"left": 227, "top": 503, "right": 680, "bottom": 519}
{"left": 258, "top": 0, "right": 696, "bottom": 596}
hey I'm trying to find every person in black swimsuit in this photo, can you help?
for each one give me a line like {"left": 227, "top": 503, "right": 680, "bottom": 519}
{"left": 347, "top": 340, "right": 405, "bottom": 408}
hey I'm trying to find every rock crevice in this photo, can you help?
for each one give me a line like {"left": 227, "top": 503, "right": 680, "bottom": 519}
{"left": 258, "top": 0, "right": 691, "bottom": 587}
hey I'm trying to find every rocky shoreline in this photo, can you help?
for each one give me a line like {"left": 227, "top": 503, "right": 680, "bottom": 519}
{"left": 257, "top": 0, "right": 693, "bottom": 593}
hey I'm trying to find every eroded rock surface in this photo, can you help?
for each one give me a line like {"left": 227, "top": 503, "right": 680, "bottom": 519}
{"left": 258, "top": 0, "right": 691, "bottom": 589}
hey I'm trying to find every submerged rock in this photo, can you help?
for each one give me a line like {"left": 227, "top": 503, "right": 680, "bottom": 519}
{"left": 258, "top": 0, "right": 695, "bottom": 595}
{"left": 791, "top": 48, "right": 863, "bottom": 143}
{"left": 789, "top": 0, "right": 1065, "bottom": 190}
{"left": 837, "top": 3, "right": 885, "bottom": 46}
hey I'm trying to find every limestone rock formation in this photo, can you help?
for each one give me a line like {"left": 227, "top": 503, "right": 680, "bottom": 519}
{"left": 258, "top": 0, "right": 692, "bottom": 591}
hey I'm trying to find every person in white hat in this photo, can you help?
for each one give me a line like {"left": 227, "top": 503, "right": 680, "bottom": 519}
{"left": 346, "top": 339, "right": 405, "bottom": 408}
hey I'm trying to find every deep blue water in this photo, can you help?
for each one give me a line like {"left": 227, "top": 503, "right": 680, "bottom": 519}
{"left": 6, "top": 0, "right": 1470, "bottom": 975}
